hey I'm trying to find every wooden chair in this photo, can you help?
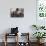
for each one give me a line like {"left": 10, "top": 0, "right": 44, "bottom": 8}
{"left": 4, "top": 33, "right": 18, "bottom": 46}
{"left": 20, "top": 33, "right": 30, "bottom": 46}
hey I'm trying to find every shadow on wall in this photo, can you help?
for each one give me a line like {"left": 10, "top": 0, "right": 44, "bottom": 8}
{"left": 0, "top": 28, "right": 11, "bottom": 42}
{"left": 3, "top": 28, "right": 11, "bottom": 34}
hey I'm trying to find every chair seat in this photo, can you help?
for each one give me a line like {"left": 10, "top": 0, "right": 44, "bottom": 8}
{"left": 6, "top": 33, "right": 17, "bottom": 36}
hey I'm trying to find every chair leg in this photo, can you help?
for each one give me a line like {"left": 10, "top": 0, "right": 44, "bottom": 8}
{"left": 4, "top": 41, "right": 7, "bottom": 46}
{"left": 4, "top": 33, "right": 7, "bottom": 46}
{"left": 16, "top": 34, "right": 18, "bottom": 46}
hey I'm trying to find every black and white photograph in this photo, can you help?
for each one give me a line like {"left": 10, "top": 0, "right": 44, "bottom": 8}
{"left": 10, "top": 8, "right": 24, "bottom": 17}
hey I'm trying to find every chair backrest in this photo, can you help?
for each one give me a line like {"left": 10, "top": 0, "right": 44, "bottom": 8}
{"left": 11, "top": 27, "right": 18, "bottom": 34}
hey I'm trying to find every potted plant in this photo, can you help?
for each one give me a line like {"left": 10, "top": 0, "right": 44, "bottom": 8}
{"left": 33, "top": 32, "right": 46, "bottom": 43}
{"left": 40, "top": 26, "right": 45, "bottom": 29}
{"left": 32, "top": 24, "right": 45, "bottom": 30}
{"left": 32, "top": 25, "right": 39, "bottom": 30}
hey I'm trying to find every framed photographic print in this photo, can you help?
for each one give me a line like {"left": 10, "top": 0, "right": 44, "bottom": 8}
{"left": 37, "top": 0, "right": 46, "bottom": 18}
{"left": 10, "top": 8, "right": 24, "bottom": 17}
{"left": 36, "top": 0, "right": 46, "bottom": 26}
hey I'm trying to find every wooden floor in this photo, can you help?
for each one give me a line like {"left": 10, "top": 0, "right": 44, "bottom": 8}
{"left": 0, "top": 42, "right": 46, "bottom": 46}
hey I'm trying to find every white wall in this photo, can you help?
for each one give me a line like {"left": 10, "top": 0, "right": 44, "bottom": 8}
{"left": 0, "top": 0, "right": 36, "bottom": 42}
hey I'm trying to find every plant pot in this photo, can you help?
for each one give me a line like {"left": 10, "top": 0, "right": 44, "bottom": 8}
{"left": 40, "top": 39, "right": 45, "bottom": 43}
{"left": 37, "top": 39, "right": 40, "bottom": 46}
{"left": 37, "top": 39, "right": 40, "bottom": 43}
{"left": 37, "top": 39, "right": 45, "bottom": 44}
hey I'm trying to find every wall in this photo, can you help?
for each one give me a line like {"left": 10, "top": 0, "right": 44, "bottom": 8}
{"left": 0, "top": 0, "right": 36, "bottom": 42}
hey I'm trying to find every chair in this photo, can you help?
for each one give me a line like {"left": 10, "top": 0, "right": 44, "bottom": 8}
{"left": 4, "top": 33, "right": 18, "bottom": 46}
{"left": 18, "top": 33, "right": 30, "bottom": 46}
{"left": 4, "top": 27, "right": 19, "bottom": 46}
